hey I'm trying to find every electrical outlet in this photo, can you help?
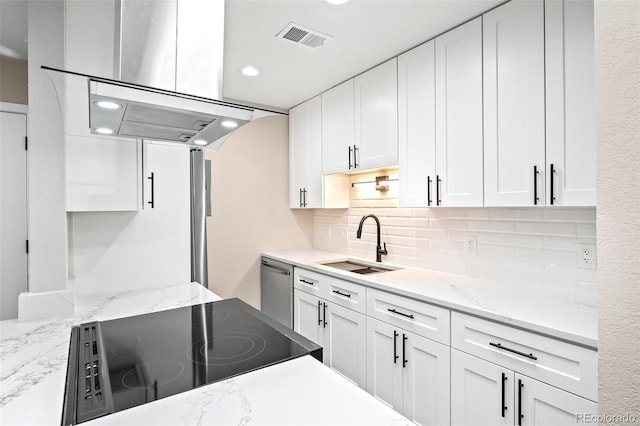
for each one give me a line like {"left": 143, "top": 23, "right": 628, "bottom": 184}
{"left": 578, "top": 243, "right": 597, "bottom": 269}
{"left": 464, "top": 236, "right": 477, "bottom": 255}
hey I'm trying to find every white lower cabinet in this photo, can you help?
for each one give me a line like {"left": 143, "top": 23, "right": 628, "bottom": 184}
{"left": 451, "top": 349, "right": 597, "bottom": 426}
{"left": 367, "top": 317, "right": 450, "bottom": 426}
{"left": 293, "top": 288, "right": 367, "bottom": 388}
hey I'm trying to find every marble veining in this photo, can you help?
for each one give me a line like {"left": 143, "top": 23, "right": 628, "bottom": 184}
{"left": 263, "top": 248, "right": 598, "bottom": 347}
{"left": 1, "top": 283, "right": 411, "bottom": 426}
{"left": 0, "top": 283, "right": 219, "bottom": 412}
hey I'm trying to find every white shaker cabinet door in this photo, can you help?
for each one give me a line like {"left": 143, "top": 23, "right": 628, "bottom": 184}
{"left": 66, "top": 136, "right": 140, "bottom": 212}
{"left": 289, "top": 96, "right": 323, "bottom": 208}
{"left": 451, "top": 349, "right": 515, "bottom": 426}
{"left": 366, "top": 317, "right": 403, "bottom": 412}
{"left": 322, "top": 79, "right": 355, "bottom": 174}
{"left": 325, "top": 302, "right": 367, "bottom": 389}
{"left": 293, "top": 289, "right": 323, "bottom": 346}
{"left": 517, "top": 374, "right": 598, "bottom": 426}
{"left": 402, "top": 330, "right": 450, "bottom": 426}
{"left": 545, "top": 0, "right": 596, "bottom": 206}
{"left": 398, "top": 40, "right": 436, "bottom": 208}
{"left": 483, "top": 0, "right": 546, "bottom": 206}
{"left": 354, "top": 58, "right": 398, "bottom": 170}
{"left": 435, "top": 17, "right": 484, "bottom": 207}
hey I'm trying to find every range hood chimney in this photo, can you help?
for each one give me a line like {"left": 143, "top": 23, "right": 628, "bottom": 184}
{"left": 44, "top": 0, "right": 284, "bottom": 149}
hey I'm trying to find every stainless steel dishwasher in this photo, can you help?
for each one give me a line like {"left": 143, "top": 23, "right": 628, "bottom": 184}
{"left": 260, "top": 256, "right": 293, "bottom": 328}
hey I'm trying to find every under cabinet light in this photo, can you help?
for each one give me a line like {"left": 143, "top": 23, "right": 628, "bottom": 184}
{"left": 351, "top": 175, "right": 398, "bottom": 192}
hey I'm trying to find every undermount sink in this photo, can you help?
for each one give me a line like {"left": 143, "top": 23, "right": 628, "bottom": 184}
{"left": 321, "top": 260, "right": 398, "bottom": 275}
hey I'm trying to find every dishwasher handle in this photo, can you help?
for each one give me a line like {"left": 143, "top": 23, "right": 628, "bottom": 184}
{"left": 261, "top": 261, "right": 291, "bottom": 276}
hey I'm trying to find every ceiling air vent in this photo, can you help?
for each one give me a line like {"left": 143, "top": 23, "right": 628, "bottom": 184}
{"left": 276, "top": 23, "right": 332, "bottom": 49}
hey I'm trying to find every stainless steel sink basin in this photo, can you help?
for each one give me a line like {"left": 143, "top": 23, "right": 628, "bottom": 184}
{"left": 321, "top": 260, "right": 397, "bottom": 275}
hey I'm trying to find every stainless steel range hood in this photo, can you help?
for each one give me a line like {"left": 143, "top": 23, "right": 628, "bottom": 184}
{"left": 42, "top": 66, "right": 271, "bottom": 149}
{"left": 43, "top": 0, "right": 285, "bottom": 149}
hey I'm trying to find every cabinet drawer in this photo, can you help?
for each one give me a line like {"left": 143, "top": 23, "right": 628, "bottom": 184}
{"left": 293, "top": 267, "right": 324, "bottom": 296}
{"left": 324, "top": 276, "right": 366, "bottom": 314}
{"left": 451, "top": 311, "right": 597, "bottom": 401}
{"left": 367, "top": 288, "right": 450, "bottom": 345}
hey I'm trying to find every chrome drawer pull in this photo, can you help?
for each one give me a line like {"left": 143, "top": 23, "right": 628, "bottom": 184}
{"left": 387, "top": 308, "right": 415, "bottom": 319}
{"left": 490, "top": 342, "right": 538, "bottom": 360}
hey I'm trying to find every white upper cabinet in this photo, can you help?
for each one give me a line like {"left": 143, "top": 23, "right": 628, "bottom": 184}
{"left": 322, "top": 59, "right": 398, "bottom": 175}
{"left": 289, "top": 96, "right": 323, "bottom": 208}
{"left": 322, "top": 80, "right": 355, "bottom": 174}
{"left": 483, "top": 0, "right": 546, "bottom": 206}
{"left": 545, "top": 0, "right": 596, "bottom": 206}
{"left": 354, "top": 58, "right": 399, "bottom": 171}
{"left": 66, "top": 137, "right": 140, "bottom": 212}
{"left": 435, "top": 17, "right": 484, "bottom": 207}
{"left": 398, "top": 40, "right": 436, "bottom": 208}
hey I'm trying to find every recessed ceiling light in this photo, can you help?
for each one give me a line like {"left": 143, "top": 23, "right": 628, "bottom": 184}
{"left": 326, "top": 0, "right": 349, "bottom": 4}
{"left": 95, "top": 127, "right": 114, "bottom": 135}
{"left": 193, "top": 139, "right": 208, "bottom": 146}
{"left": 221, "top": 120, "right": 238, "bottom": 129}
{"left": 241, "top": 66, "right": 260, "bottom": 77}
{"left": 94, "top": 100, "right": 122, "bottom": 110}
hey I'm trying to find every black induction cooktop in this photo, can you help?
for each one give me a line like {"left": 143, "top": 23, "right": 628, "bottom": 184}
{"left": 61, "top": 298, "right": 322, "bottom": 425}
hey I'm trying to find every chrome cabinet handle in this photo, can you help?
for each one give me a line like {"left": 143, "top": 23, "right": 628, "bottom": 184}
{"left": 436, "top": 175, "right": 442, "bottom": 206}
{"left": 348, "top": 146, "right": 353, "bottom": 169}
{"left": 427, "top": 176, "right": 432, "bottom": 206}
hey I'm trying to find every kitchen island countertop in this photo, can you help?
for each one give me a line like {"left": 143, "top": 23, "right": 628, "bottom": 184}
{"left": 0, "top": 283, "right": 409, "bottom": 426}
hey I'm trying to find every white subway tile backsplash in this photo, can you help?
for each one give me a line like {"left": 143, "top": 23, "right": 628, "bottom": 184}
{"left": 313, "top": 207, "right": 596, "bottom": 296}
{"left": 515, "top": 221, "right": 578, "bottom": 236}
{"left": 468, "top": 220, "right": 515, "bottom": 233}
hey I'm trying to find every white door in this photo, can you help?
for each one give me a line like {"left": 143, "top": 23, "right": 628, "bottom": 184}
{"left": 293, "top": 289, "right": 323, "bottom": 346}
{"left": 402, "top": 330, "right": 450, "bottom": 426}
{"left": 0, "top": 111, "right": 28, "bottom": 320}
{"left": 545, "top": 0, "right": 596, "bottom": 206}
{"left": 483, "top": 0, "right": 546, "bottom": 206}
{"left": 355, "top": 58, "right": 398, "bottom": 170}
{"left": 366, "top": 317, "right": 403, "bottom": 411}
{"left": 451, "top": 349, "right": 515, "bottom": 426}
{"left": 398, "top": 40, "right": 436, "bottom": 207}
{"left": 517, "top": 374, "right": 597, "bottom": 426}
{"left": 322, "top": 79, "right": 355, "bottom": 174}
{"left": 325, "top": 302, "right": 367, "bottom": 388}
{"left": 435, "top": 17, "right": 484, "bottom": 207}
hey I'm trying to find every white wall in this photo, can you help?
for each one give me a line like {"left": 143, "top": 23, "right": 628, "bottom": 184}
{"left": 27, "top": 0, "right": 67, "bottom": 293}
{"left": 205, "top": 115, "right": 314, "bottom": 308}
{"left": 595, "top": 0, "right": 640, "bottom": 418}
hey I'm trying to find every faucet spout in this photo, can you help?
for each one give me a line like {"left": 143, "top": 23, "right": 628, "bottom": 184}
{"left": 356, "top": 214, "right": 388, "bottom": 262}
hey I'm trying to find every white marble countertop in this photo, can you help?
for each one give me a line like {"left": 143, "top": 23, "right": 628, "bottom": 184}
{"left": 0, "top": 283, "right": 410, "bottom": 426}
{"left": 262, "top": 249, "right": 598, "bottom": 348}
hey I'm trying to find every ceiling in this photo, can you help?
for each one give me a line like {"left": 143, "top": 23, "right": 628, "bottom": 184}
{"left": 0, "top": 0, "right": 504, "bottom": 110}
{"left": 223, "top": 0, "right": 503, "bottom": 110}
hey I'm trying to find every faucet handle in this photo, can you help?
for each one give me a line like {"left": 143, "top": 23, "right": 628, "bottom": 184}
{"left": 380, "top": 242, "right": 388, "bottom": 256}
